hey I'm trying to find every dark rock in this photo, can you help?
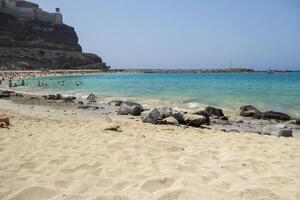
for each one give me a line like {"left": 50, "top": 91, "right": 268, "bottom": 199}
{"left": 15, "top": 93, "right": 24, "bottom": 97}
{"left": 56, "top": 93, "right": 63, "bottom": 100}
{"left": 259, "top": 111, "right": 291, "bottom": 121}
{"left": 142, "top": 108, "right": 161, "bottom": 124}
{"left": 162, "top": 116, "right": 179, "bottom": 125}
{"left": 47, "top": 94, "right": 57, "bottom": 100}
{"left": 296, "top": 119, "right": 300, "bottom": 125}
{"left": 0, "top": 90, "right": 16, "bottom": 98}
{"left": 78, "top": 105, "right": 99, "bottom": 110}
{"left": 172, "top": 112, "right": 186, "bottom": 124}
{"left": 183, "top": 114, "right": 208, "bottom": 127}
{"left": 44, "top": 93, "right": 63, "bottom": 100}
{"left": 278, "top": 129, "right": 293, "bottom": 137}
{"left": 240, "top": 105, "right": 262, "bottom": 117}
{"left": 240, "top": 105, "right": 291, "bottom": 121}
{"left": 63, "top": 96, "right": 76, "bottom": 102}
{"left": 118, "top": 102, "right": 143, "bottom": 116}
{"left": 194, "top": 109, "right": 210, "bottom": 118}
{"left": 87, "top": 93, "right": 97, "bottom": 103}
{"left": 205, "top": 106, "right": 224, "bottom": 118}
{"left": 157, "top": 107, "right": 173, "bottom": 119}
{"left": 229, "top": 129, "right": 240, "bottom": 133}
{"left": 104, "top": 125, "right": 122, "bottom": 133}
{"left": 0, "top": 92, "right": 11, "bottom": 98}
{"left": 29, "top": 96, "right": 39, "bottom": 100}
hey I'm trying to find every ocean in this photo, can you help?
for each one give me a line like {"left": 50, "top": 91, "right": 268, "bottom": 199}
{"left": 19, "top": 72, "right": 300, "bottom": 116}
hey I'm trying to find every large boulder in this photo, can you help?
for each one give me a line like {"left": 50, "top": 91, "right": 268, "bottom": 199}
{"left": 63, "top": 96, "right": 76, "bottom": 102}
{"left": 172, "top": 111, "right": 186, "bottom": 124}
{"left": 0, "top": 91, "right": 11, "bottom": 98}
{"left": 118, "top": 102, "right": 143, "bottom": 116}
{"left": 87, "top": 93, "right": 97, "bottom": 103}
{"left": 240, "top": 105, "right": 262, "bottom": 118}
{"left": 162, "top": 116, "right": 179, "bottom": 125}
{"left": 193, "top": 109, "right": 211, "bottom": 124}
{"left": 183, "top": 114, "right": 208, "bottom": 127}
{"left": 205, "top": 106, "right": 224, "bottom": 118}
{"left": 194, "top": 109, "right": 210, "bottom": 118}
{"left": 240, "top": 105, "right": 291, "bottom": 121}
{"left": 142, "top": 108, "right": 161, "bottom": 124}
{"left": 259, "top": 111, "right": 291, "bottom": 121}
{"left": 157, "top": 107, "right": 173, "bottom": 119}
{"left": 44, "top": 93, "right": 63, "bottom": 100}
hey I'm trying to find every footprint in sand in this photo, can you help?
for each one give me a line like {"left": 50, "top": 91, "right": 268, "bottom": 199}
{"left": 141, "top": 177, "right": 175, "bottom": 193}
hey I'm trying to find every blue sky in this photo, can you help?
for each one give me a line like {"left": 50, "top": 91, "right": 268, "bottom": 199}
{"left": 31, "top": 0, "right": 300, "bottom": 70}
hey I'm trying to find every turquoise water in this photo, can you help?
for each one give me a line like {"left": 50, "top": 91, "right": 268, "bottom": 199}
{"left": 20, "top": 72, "right": 300, "bottom": 116}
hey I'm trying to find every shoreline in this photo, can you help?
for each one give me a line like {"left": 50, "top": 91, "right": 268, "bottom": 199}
{"left": 1, "top": 89, "right": 299, "bottom": 137}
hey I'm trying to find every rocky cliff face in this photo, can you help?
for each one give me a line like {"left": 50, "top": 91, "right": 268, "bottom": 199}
{"left": 0, "top": 12, "right": 109, "bottom": 70}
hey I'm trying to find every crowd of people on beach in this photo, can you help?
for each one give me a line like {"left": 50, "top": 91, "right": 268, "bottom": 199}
{"left": 0, "top": 71, "right": 87, "bottom": 89}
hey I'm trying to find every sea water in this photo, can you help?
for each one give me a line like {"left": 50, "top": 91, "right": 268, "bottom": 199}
{"left": 19, "top": 72, "right": 300, "bottom": 116}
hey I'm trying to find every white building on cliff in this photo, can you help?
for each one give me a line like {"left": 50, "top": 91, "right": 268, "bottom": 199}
{"left": 0, "top": 0, "right": 63, "bottom": 24}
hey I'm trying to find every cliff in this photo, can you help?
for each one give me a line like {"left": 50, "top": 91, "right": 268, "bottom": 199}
{"left": 0, "top": 12, "right": 109, "bottom": 70}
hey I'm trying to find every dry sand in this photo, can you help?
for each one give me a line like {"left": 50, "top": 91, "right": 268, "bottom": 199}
{"left": 0, "top": 104, "right": 300, "bottom": 200}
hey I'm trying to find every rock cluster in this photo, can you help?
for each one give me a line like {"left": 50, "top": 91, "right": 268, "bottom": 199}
{"left": 240, "top": 105, "right": 291, "bottom": 121}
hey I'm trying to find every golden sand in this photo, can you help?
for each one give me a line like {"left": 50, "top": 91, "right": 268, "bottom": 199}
{"left": 0, "top": 106, "right": 300, "bottom": 200}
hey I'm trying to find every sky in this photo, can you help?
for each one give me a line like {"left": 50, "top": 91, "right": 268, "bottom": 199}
{"left": 31, "top": 0, "right": 300, "bottom": 70}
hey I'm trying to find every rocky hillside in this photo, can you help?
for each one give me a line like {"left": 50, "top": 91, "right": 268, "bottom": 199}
{"left": 0, "top": 12, "right": 109, "bottom": 70}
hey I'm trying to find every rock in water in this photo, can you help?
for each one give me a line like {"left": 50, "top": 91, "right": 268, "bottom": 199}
{"left": 240, "top": 105, "right": 262, "bottom": 117}
{"left": 205, "top": 106, "right": 225, "bottom": 118}
{"left": 87, "top": 93, "right": 97, "bottom": 103}
{"left": 183, "top": 114, "right": 208, "bottom": 127}
{"left": 141, "top": 108, "right": 161, "bottom": 124}
{"left": 260, "top": 111, "right": 291, "bottom": 121}
{"left": 157, "top": 107, "right": 173, "bottom": 119}
{"left": 240, "top": 105, "right": 291, "bottom": 121}
{"left": 118, "top": 102, "right": 143, "bottom": 116}
{"left": 162, "top": 116, "right": 179, "bottom": 125}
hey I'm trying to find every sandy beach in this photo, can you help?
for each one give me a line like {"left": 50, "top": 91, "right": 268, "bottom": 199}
{"left": 0, "top": 99, "right": 300, "bottom": 200}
